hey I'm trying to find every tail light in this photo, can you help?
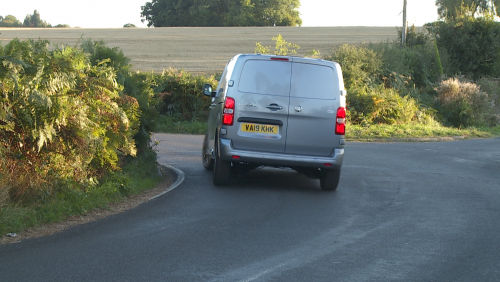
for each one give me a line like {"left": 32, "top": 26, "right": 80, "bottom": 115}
{"left": 223, "top": 97, "right": 235, "bottom": 125}
{"left": 335, "top": 107, "right": 346, "bottom": 135}
{"left": 271, "top": 57, "right": 289, "bottom": 61}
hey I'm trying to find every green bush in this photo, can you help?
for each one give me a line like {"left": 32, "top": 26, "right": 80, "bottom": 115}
{"left": 123, "top": 72, "right": 161, "bottom": 153}
{"left": 80, "top": 39, "right": 161, "bottom": 153}
{"left": 435, "top": 77, "right": 496, "bottom": 127}
{"left": 326, "top": 43, "right": 437, "bottom": 126}
{"left": 348, "top": 85, "right": 436, "bottom": 126}
{"left": 478, "top": 77, "right": 500, "bottom": 114}
{"left": 374, "top": 41, "right": 442, "bottom": 89}
{"left": 325, "top": 44, "right": 383, "bottom": 90}
{"left": 255, "top": 34, "right": 301, "bottom": 55}
{"left": 154, "top": 69, "right": 217, "bottom": 121}
{"left": 81, "top": 39, "right": 131, "bottom": 84}
{"left": 0, "top": 175, "right": 8, "bottom": 209}
{"left": 0, "top": 39, "right": 139, "bottom": 201}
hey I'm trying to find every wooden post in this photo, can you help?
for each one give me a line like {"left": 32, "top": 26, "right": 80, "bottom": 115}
{"left": 402, "top": 0, "right": 408, "bottom": 46}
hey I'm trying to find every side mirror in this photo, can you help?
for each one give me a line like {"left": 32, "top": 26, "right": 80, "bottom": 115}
{"left": 203, "top": 84, "right": 213, "bottom": 96}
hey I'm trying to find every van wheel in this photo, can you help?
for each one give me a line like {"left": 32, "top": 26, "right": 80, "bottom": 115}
{"left": 213, "top": 139, "right": 231, "bottom": 185}
{"left": 320, "top": 168, "right": 341, "bottom": 191}
{"left": 202, "top": 134, "right": 213, "bottom": 170}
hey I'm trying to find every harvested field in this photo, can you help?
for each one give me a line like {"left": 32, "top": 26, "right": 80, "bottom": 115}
{"left": 0, "top": 27, "right": 397, "bottom": 73}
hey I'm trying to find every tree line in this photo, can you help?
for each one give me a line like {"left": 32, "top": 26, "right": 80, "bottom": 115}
{"left": 141, "top": 0, "right": 301, "bottom": 27}
{"left": 0, "top": 10, "right": 68, "bottom": 28}
{"left": 425, "top": 0, "right": 500, "bottom": 79}
{"left": 436, "top": 0, "right": 499, "bottom": 21}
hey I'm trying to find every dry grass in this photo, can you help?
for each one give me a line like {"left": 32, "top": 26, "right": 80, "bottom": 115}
{"left": 0, "top": 27, "right": 397, "bottom": 73}
{"left": 436, "top": 77, "right": 484, "bottom": 104}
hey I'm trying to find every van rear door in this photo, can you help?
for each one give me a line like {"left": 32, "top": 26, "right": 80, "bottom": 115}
{"left": 228, "top": 58, "right": 291, "bottom": 153}
{"left": 285, "top": 61, "right": 341, "bottom": 156}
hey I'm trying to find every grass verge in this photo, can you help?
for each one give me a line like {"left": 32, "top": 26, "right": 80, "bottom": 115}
{"left": 153, "top": 115, "right": 207, "bottom": 134}
{"left": 0, "top": 150, "right": 162, "bottom": 236}
{"left": 347, "top": 124, "right": 500, "bottom": 141}
{"left": 153, "top": 116, "right": 500, "bottom": 141}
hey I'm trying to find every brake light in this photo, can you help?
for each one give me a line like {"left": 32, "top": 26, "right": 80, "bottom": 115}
{"left": 271, "top": 57, "right": 289, "bottom": 61}
{"left": 335, "top": 107, "right": 346, "bottom": 135}
{"left": 223, "top": 97, "right": 235, "bottom": 125}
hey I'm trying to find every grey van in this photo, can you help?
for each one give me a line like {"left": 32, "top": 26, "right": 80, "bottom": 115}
{"left": 202, "top": 54, "right": 346, "bottom": 191}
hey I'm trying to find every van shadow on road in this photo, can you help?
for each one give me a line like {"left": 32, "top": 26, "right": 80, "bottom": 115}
{"left": 216, "top": 167, "right": 325, "bottom": 193}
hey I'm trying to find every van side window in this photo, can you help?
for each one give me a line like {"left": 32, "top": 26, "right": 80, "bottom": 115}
{"left": 216, "top": 66, "right": 229, "bottom": 97}
{"left": 291, "top": 63, "right": 338, "bottom": 100}
{"left": 217, "top": 88, "right": 224, "bottom": 97}
{"left": 238, "top": 60, "right": 291, "bottom": 96}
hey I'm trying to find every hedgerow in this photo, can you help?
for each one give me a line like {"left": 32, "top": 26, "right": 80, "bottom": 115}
{"left": 154, "top": 68, "right": 217, "bottom": 121}
{"left": 326, "top": 18, "right": 500, "bottom": 130}
{"left": 326, "top": 44, "right": 437, "bottom": 127}
{"left": 0, "top": 39, "right": 140, "bottom": 202}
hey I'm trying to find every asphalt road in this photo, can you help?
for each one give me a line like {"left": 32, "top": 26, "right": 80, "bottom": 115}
{"left": 1, "top": 134, "right": 500, "bottom": 281}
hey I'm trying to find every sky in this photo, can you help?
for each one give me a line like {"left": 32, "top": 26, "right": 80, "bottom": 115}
{"left": 1, "top": 0, "right": 439, "bottom": 28}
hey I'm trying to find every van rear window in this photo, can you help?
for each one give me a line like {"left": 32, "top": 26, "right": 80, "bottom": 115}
{"left": 238, "top": 60, "right": 291, "bottom": 96}
{"left": 291, "top": 63, "right": 338, "bottom": 99}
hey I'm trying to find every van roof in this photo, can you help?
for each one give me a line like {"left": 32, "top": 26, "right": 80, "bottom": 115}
{"left": 233, "top": 53, "right": 338, "bottom": 67}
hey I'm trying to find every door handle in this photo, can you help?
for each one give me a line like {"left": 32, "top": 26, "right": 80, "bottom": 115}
{"left": 294, "top": 106, "right": 303, "bottom": 112}
{"left": 266, "top": 104, "right": 283, "bottom": 111}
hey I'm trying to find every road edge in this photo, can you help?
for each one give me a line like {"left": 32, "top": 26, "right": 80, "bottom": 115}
{"left": 150, "top": 164, "right": 185, "bottom": 200}
{"left": 0, "top": 163, "right": 185, "bottom": 245}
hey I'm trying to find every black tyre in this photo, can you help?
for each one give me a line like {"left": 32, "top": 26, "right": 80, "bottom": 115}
{"left": 213, "top": 138, "right": 231, "bottom": 185}
{"left": 202, "top": 134, "right": 213, "bottom": 170}
{"left": 320, "top": 168, "right": 341, "bottom": 191}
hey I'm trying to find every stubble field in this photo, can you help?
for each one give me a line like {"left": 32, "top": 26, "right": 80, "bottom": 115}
{"left": 0, "top": 27, "right": 397, "bottom": 73}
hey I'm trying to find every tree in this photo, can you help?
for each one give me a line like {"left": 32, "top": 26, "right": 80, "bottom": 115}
{"left": 431, "top": 0, "right": 500, "bottom": 79}
{"left": 255, "top": 34, "right": 300, "bottom": 55}
{"left": 23, "top": 10, "right": 51, "bottom": 27}
{"left": 141, "top": 0, "right": 301, "bottom": 27}
{"left": 436, "top": 0, "right": 498, "bottom": 20}
{"left": 251, "top": 0, "right": 302, "bottom": 26}
{"left": 427, "top": 17, "right": 500, "bottom": 78}
{"left": 0, "top": 15, "right": 22, "bottom": 27}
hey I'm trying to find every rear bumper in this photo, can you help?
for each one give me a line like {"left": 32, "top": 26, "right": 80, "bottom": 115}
{"left": 219, "top": 138, "right": 344, "bottom": 169}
